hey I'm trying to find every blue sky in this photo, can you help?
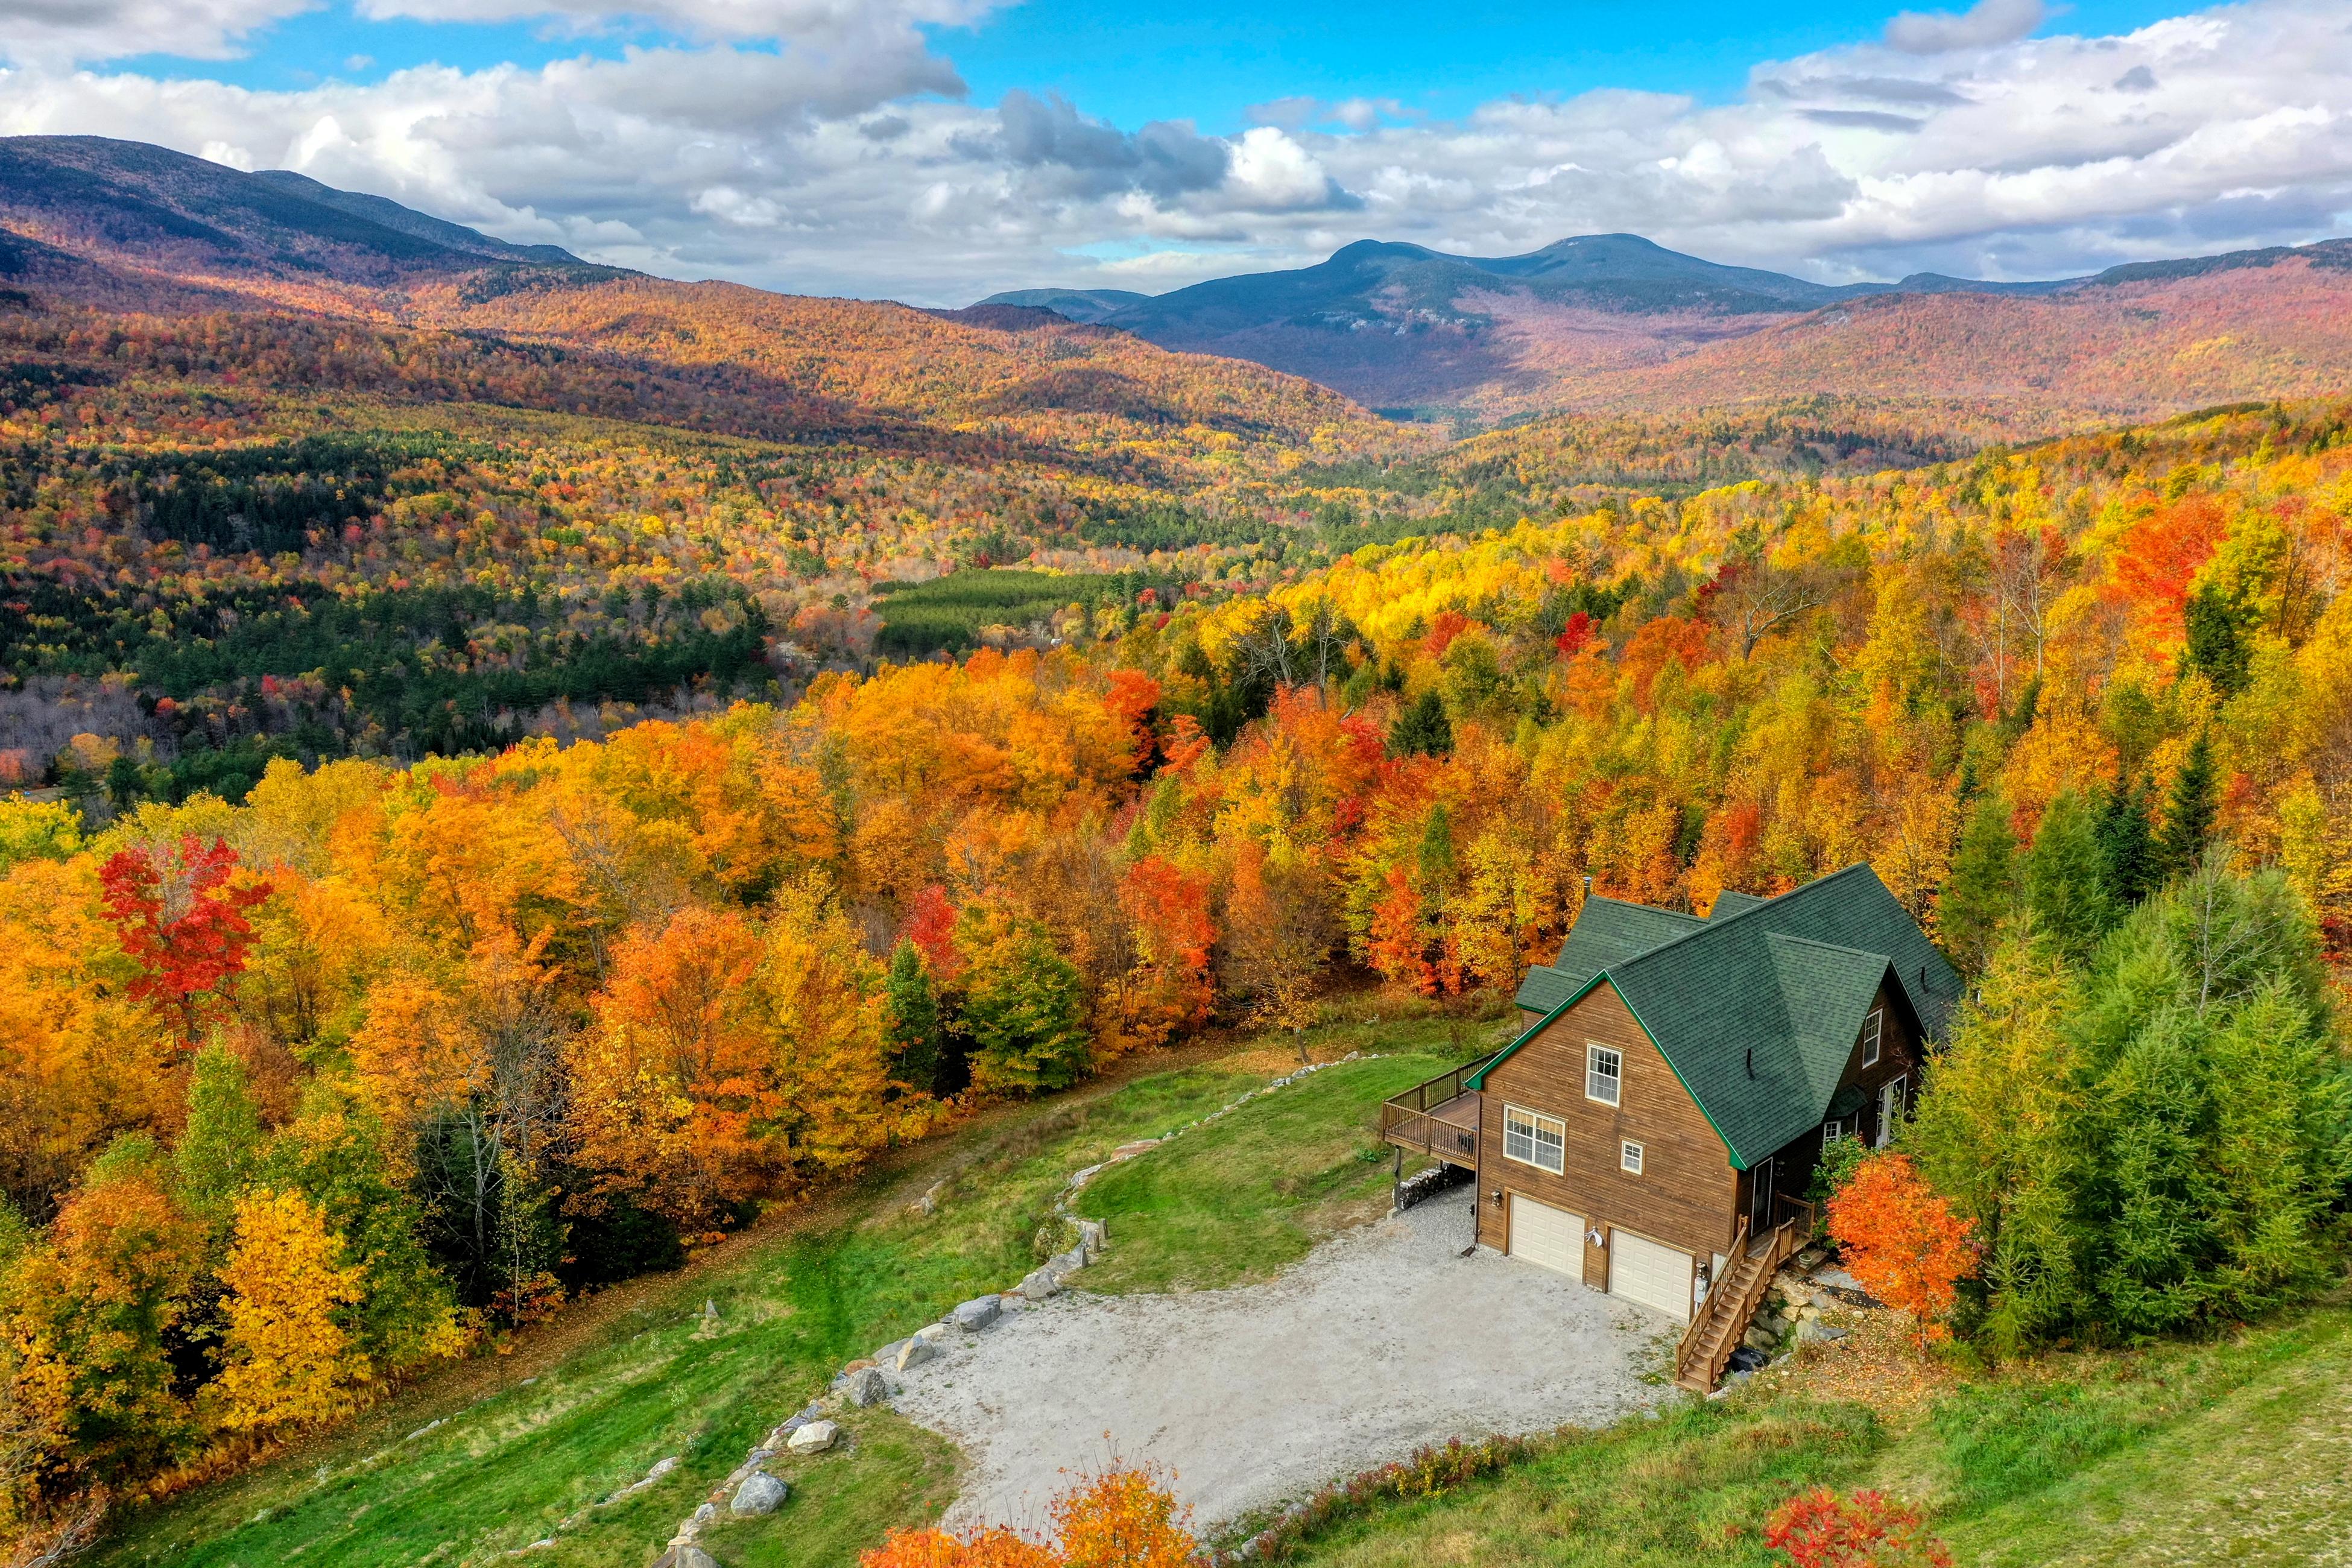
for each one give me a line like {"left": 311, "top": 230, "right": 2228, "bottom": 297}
{"left": 7, "top": 0, "right": 2349, "bottom": 302}
{"left": 119, "top": 0, "right": 2188, "bottom": 130}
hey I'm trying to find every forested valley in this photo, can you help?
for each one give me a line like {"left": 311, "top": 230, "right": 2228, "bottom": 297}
{"left": 1, "top": 149, "right": 2348, "bottom": 1562}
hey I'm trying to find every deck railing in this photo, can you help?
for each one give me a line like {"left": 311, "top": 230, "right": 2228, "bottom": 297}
{"left": 1377, "top": 1056, "right": 1491, "bottom": 1166}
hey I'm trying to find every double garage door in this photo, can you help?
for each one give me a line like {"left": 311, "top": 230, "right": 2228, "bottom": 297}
{"left": 1507, "top": 1193, "right": 1692, "bottom": 1324}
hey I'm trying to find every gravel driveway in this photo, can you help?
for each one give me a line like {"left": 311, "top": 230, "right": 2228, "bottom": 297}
{"left": 890, "top": 1186, "right": 1672, "bottom": 1535}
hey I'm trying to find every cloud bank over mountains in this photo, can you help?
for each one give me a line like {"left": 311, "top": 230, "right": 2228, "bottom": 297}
{"left": 0, "top": 0, "right": 2345, "bottom": 303}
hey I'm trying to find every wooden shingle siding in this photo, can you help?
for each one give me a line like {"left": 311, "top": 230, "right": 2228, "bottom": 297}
{"left": 1476, "top": 979, "right": 1739, "bottom": 1260}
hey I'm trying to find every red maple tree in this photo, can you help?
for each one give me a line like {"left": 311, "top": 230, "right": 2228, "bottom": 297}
{"left": 98, "top": 835, "right": 271, "bottom": 1042}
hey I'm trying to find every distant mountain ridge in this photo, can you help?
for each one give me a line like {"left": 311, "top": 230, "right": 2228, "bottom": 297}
{"left": 976, "top": 286, "right": 1151, "bottom": 324}
{"left": 0, "top": 134, "right": 610, "bottom": 309}
{"left": 8, "top": 134, "right": 2352, "bottom": 442}
{"left": 979, "top": 232, "right": 2352, "bottom": 417}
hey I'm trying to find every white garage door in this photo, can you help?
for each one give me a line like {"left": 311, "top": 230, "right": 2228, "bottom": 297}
{"left": 1507, "top": 1193, "right": 1584, "bottom": 1279}
{"left": 1610, "top": 1230, "right": 1693, "bottom": 1323}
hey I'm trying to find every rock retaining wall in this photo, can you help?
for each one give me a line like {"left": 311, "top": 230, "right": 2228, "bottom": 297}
{"left": 640, "top": 1051, "right": 1380, "bottom": 1565}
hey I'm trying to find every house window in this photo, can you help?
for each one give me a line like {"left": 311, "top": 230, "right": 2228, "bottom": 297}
{"left": 1861, "top": 1008, "right": 1883, "bottom": 1067}
{"left": 1621, "top": 1140, "right": 1645, "bottom": 1175}
{"left": 1503, "top": 1104, "right": 1566, "bottom": 1174}
{"left": 1822, "top": 1117, "right": 1848, "bottom": 1144}
{"left": 1586, "top": 1044, "right": 1622, "bottom": 1107}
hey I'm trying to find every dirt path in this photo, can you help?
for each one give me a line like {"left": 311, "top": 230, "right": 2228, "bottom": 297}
{"left": 891, "top": 1186, "right": 1672, "bottom": 1536}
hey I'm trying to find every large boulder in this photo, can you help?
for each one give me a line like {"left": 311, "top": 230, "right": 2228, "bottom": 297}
{"left": 842, "top": 1367, "right": 888, "bottom": 1406}
{"left": 897, "top": 1338, "right": 938, "bottom": 1371}
{"left": 731, "top": 1472, "right": 789, "bottom": 1517}
{"left": 655, "top": 1547, "right": 719, "bottom": 1568}
{"left": 787, "top": 1418, "right": 841, "bottom": 1455}
{"left": 951, "top": 1295, "right": 1002, "bottom": 1332}
{"left": 1017, "top": 1266, "right": 1060, "bottom": 1301}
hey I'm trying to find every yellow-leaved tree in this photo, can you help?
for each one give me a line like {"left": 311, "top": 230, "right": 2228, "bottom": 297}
{"left": 211, "top": 1189, "right": 369, "bottom": 1435}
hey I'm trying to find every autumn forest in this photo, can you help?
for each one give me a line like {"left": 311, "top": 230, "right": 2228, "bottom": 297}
{"left": 1, "top": 135, "right": 2349, "bottom": 1564}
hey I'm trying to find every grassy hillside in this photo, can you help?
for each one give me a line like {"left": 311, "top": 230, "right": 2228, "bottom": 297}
{"left": 89, "top": 1019, "right": 1462, "bottom": 1568}
{"left": 1243, "top": 1306, "right": 2352, "bottom": 1568}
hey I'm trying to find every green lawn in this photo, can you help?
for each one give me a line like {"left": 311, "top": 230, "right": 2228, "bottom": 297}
{"left": 692, "top": 1408, "right": 961, "bottom": 1568}
{"left": 91, "top": 1010, "right": 1481, "bottom": 1568}
{"left": 1261, "top": 1306, "right": 2352, "bottom": 1568}
{"left": 1078, "top": 1052, "right": 1452, "bottom": 1294}
{"left": 1933, "top": 1309, "right": 2352, "bottom": 1567}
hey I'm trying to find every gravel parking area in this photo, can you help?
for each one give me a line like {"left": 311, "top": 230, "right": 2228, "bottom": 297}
{"left": 890, "top": 1186, "right": 1673, "bottom": 1535}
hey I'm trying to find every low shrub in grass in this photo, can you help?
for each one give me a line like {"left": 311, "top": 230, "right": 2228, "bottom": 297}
{"left": 1225, "top": 1434, "right": 1541, "bottom": 1563}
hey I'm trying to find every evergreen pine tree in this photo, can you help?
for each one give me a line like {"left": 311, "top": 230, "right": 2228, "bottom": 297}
{"left": 2183, "top": 583, "right": 2254, "bottom": 694}
{"left": 1937, "top": 791, "right": 2016, "bottom": 977}
{"left": 2020, "top": 791, "right": 2117, "bottom": 964}
{"left": 884, "top": 940, "right": 944, "bottom": 1095}
{"left": 961, "top": 922, "right": 1090, "bottom": 1095}
{"left": 2091, "top": 771, "right": 2158, "bottom": 908}
{"left": 2154, "top": 732, "right": 2220, "bottom": 880}
{"left": 1907, "top": 933, "right": 2088, "bottom": 1355}
{"left": 1386, "top": 690, "right": 1453, "bottom": 757}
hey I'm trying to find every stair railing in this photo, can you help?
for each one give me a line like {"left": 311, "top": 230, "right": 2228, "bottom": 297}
{"left": 1674, "top": 1216, "right": 1747, "bottom": 1374}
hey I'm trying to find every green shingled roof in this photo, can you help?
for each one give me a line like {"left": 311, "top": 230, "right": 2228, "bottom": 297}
{"left": 1512, "top": 897, "right": 1703, "bottom": 1013}
{"left": 1475, "top": 865, "right": 1963, "bottom": 1169}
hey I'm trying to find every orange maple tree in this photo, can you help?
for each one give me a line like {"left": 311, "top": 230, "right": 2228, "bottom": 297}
{"left": 1825, "top": 1154, "right": 1981, "bottom": 1349}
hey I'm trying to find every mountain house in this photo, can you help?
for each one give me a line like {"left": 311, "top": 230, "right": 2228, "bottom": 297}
{"left": 1380, "top": 864, "right": 1962, "bottom": 1391}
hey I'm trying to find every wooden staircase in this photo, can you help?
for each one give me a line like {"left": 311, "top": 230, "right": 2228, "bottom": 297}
{"left": 1673, "top": 1199, "right": 1812, "bottom": 1394}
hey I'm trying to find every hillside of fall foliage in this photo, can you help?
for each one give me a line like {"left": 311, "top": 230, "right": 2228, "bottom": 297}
{"left": 1, "top": 132, "right": 2350, "bottom": 1558}
{"left": 2, "top": 395, "right": 2348, "bottom": 1546}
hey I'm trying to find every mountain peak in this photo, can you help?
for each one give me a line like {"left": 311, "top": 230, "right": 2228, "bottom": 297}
{"left": 0, "top": 133, "right": 605, "bottom": 294}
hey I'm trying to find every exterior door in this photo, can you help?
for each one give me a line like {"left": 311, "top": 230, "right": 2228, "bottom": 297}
{"left": 1876, "top": 1075, "right": 1908, "bottom": 1148}
{"left": 1506, "top": 1193, "right": 1584, "bottom": 1279}
{"left": 1748, "top": 1155, "right": 1776, "bottom": 1236}
{"left": 1609, "top": 1230, "right": 1695, "bottom": 1323}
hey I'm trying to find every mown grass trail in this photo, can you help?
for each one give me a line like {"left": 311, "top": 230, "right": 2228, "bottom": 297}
{"left": 1260, "top": 1305, "right": 2352, "bottom": 1568}
{"left": 93, "top": 1018, "right": 1471, "bottom": 1568}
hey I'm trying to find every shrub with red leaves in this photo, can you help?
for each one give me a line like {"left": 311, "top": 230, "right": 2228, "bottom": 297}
{"left": 1765, "top": 1488, "right": 1952, "bottom": 1568}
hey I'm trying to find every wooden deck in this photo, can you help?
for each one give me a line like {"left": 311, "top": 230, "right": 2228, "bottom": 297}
{"left": 1379, "top": 1060, "right": 1487, "bottom": 1168}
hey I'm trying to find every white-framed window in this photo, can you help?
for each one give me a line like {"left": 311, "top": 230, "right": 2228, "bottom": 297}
{"left": 1620, "top": 1139, "right": 1645, "bottom": 1175}
{"left": 1586, "top": 1044, "right": 1622, "bottom": 1107}
{"left": 1860, "top": 1008, "right": 1883, "bottom": 1067}
{"left": 1822, "top": 1117, "right": 1848, "bottom": 1144}
{"left": 1503, "top": 1104, "right": 1566, "bottom": 1174}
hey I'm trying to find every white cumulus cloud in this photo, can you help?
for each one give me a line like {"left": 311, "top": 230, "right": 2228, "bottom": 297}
{"left": 1885, "top": 0, "right": 2046, "bottom": 55}
{"left": 0, "top": 0, "right": 2344, "bottom": 303}
{"left": 0, "top": 0, "right": 318, "bottom": 67}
